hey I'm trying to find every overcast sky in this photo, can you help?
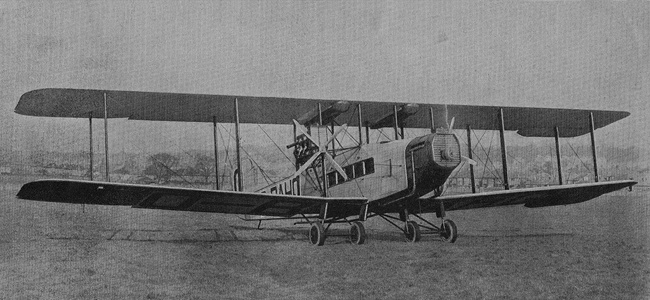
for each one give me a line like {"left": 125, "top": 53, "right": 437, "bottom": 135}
{"left": 1, "top": 1, "right": 648, "bottom": 161}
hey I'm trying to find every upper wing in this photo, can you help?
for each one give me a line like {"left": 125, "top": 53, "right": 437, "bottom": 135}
{"left": 16, "top": 88, "right": 629, "bottom": 137}
{"left": 413, "top": 180, "right": 636, "bottom": 213}
{"left": 16, "top": 179, "right": 367, "bottom": 218}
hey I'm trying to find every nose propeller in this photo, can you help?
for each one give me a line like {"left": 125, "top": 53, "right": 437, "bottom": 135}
{"left": 443, "top": 105, "right": 476, "bottom": 166}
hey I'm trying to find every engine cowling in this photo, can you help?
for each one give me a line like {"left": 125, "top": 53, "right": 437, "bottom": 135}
{"left": 406, "top": 133, "right": 461, "bottom": 196}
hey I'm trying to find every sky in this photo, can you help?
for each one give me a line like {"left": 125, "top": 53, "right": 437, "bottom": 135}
{"left": 1, "top": 1, "right": 649, "bottom": 164}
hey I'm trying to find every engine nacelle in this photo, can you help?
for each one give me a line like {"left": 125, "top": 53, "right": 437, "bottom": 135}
{"left": 406, "top": 133, "right": 461, "bottom": 196}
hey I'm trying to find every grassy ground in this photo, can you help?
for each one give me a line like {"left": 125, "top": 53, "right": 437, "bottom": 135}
{"left": 1, "top": 184, "right": 649, "bottom": 299}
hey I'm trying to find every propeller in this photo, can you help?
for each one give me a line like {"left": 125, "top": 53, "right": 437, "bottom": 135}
{"left": 292, "top": 120, "right": 349, "bottom": 181}
{"left": 443, "top": 104, "right": 450, "bottom": 130}
{"left": 448, "top": 117, "right": 455, "bottom": 132}
{"left": 461, "top": 155, "right": 477, "bottom": 166}
{"left": 442, "top": 105, "right": 474, "bottom": 166}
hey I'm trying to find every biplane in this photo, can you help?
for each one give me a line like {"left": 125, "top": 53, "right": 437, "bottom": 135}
{"left": 15, "top": 88, "right": 637, "bottom": 245}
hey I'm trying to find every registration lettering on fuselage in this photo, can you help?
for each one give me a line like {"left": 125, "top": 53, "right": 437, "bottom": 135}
{"left": 261, "top": 176, "right": 301, "bottom": 196}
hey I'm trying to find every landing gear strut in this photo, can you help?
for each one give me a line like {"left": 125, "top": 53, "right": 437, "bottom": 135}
{"left": 376, "top": 202, "right": 459, "bottom": 243}
{"left": 349, "top": 221, "right": 366, "bottom": 245}
{"left": 439, "top": 219, "right": 457, "bottom": 243}
{"left": 403, "top": 215, "right": 458, "bottom": 243}
{"left": 306, "top": 202, "right": 368, "bottom": 246}
{"left": 307, "top": 221, "right": 367, "bottom": 246}
{"left": 405, "top": 220, "right": 421, "bottom": 243}
{"left": 309, "top": 222, "right": 326, "bottom": 246}
{"left": 435, "top": 200, "right": 457, "bottom": 243}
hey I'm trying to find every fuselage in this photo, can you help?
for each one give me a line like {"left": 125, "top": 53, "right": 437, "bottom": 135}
{"left": 257, "top": 132, "right": 462, "bottom": 205}
{"left": 326, "top": 132, "right": 461, "bottom": 204}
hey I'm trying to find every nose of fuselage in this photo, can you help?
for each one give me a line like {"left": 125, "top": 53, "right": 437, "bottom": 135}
{"left": 431, "top": 133, "right": 461, "bottom": 169}
{"left": 407, "top": 133, "right": 461, "bottom": 194}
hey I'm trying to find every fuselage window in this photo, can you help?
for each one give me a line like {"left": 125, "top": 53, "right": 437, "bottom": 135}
{"left": 344, "top": 165, "right": 354, "bottom": 179}
{"left": 354, "top": 162, "right": 364, "bottom": 177}
{"left": 327, "top": 172, "right": 337, "bottom": 186}
{"left": 327, "top": 157, "right": 376, "bottom": 188}
{"left": 365, "top": 158, "right": 375, "bottom": 174}
{"left": 336, "top": 171, "right": 345, "bottom": 184}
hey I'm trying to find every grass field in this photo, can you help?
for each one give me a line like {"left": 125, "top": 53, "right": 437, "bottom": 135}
{"left": 1, "top": 179, "right": 648, "bottom": 299}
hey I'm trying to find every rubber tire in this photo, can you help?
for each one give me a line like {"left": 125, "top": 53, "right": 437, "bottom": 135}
{"left": 440, "top": 219, "right": 458, "bottom": 243}
{"left": 349, "top": 221, "right": 366, "bottom": 245}
{"left": 405, "top": 221, "right": 421, "bottom": 243}
{"left": 309, "top": 223, "right": 326, "bottom": 246}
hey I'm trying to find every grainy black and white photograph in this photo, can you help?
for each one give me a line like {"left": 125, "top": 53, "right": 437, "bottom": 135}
{"left": 1, "top": 1, "right": 649, "bottom": 299}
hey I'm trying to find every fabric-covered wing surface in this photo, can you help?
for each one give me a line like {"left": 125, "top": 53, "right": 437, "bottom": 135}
{"left": 17, "top": 179, "right": 367, "bottom": 217}
{"left": 16, "top": 88, "right": 630, "bottom": 137}
{"left": 416, "top": 180, "right": 636, "bottom": 213}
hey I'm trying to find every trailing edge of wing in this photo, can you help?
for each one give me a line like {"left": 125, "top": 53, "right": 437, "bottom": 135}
{"left": 15, "top": 88, "right": 630, "bottom": 137}
{"left": 16, "top": 179, "right": 367, "bottom": 218}
{"left": 416, "top": 180, "right": 636, "bottom": 212}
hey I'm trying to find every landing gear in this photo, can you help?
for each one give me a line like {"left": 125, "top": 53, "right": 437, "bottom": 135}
{"left": 376, "top": 205, "right": 459, "bottom": 243}
{"left": 349, "top": 221, "right": 366, "bottom": 245}
{"left": 404, "top": 221, "right": 421, "bottom": 242}
{"left": 309, "top": 223, "right": 326, "bottom": 246}
{"left": 305, "top": 202, "right": 368, "bottom": 246}
{"left": 307, "top": 221, "right": 367, "bottom": 246}
{"left": 439, "top": 219, "right": 458, "bottom": 243}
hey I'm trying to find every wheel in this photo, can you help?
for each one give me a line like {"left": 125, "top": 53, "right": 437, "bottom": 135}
{"left": 349, "top": 221, "right": 366, "bottom": 245}
{"left": 405, "top": 221, "right": 421, "bottom": 243}
{"left": 440, "top": 219, "right": 458, "bottom": 243}
{"left": 309, "top": 223, "right": 326, "bottom": 246}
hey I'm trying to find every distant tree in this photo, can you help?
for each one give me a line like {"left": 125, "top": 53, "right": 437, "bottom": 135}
{"left": 28, "top": 151, "right": 46, "bottom": 168}
{"left": 190, "top": 153, "right": 215, "bottom": 184}
{"left": 532, "top": 161, "right": 554, "bottom": 177}
{"left": 143, "top": 153, "right": 179, "bottom": 184}
{"left": 114, "top": 156, "right": 140, "bottom": 175}
{"left": 602, "top": 146, "right": 639, "bottom": 165}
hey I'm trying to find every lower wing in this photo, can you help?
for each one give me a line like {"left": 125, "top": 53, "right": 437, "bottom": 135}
{"left": 417, "top": 180, "right": 637, "bottom": 212}
{"left": 16, "top": 179, "right": 367, "bottom": 218}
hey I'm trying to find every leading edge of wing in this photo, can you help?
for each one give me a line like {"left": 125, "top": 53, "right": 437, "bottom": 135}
{"left": 421, "top": 180, "right": 637, "bottom": 212}
{"left": 16, "top": 88, "right": 630, "bottom": 137}
{"left": 16, "top": 179, "right": 367, "bottom": 217}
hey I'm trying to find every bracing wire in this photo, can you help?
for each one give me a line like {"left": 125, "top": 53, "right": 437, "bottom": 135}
{"left": 566, "top": 139, "right": 592, "bottom": 173}
{"left": 475, "top": 130, "right": 503, "bottom": 184}
{"left": 219, "top": 124, "right": 273, "bottom": 185}
{"left": 257, "top": 124, "right": 295, "bottom": 168}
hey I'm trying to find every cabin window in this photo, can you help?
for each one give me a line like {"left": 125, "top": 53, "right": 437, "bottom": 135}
{"left": 327, "top": 172, "right": 337, "bottom": 186}
{"left": 354, "top": 162, "right": 364, "bottom": 177}
{"left": 336, "top": 171, "right": 345, "bottom": 183}
{"left": 365, "top": 158, "right": 375, "bottom": 174}
{"left": 327, "top": 158, "right": 375, "bottom": 188}
{"left": 344, "top": 165, "right": 354, "bottom": 179}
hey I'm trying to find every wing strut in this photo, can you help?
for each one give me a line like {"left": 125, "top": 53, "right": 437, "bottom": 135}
{"left": 318, "top": 103, "right": 328, "bottom": 196}
{"left": 589, "top": 112, "right": 599, "bottom": 182}
{"left": 103, "top": 92, "right": 110, "bottom": 182}
{"left": 357, "top": 104, "right": 363, "bottom": 146}
{"left": 212, "top": 116, "right": 220, "bottom": 190}
{"left": 234, "top": 98, "right": 243, "bottom": 191}
{"left": 429, "top": 107, "right": 435, "bottom": 133}
{"left": 88, "top": 112, "right": 93, "bottom": 181}
{"left": 554, "top": 126, "right": 563, "bottom": 185}
{"left": 498, "top": 108, "right": 509, "bottom": 190}
{"left": 393, "top": 105, "right": 399, "bottom": 140}
{"left": 467, "top": 124, "right": 476, "bottom": 193}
